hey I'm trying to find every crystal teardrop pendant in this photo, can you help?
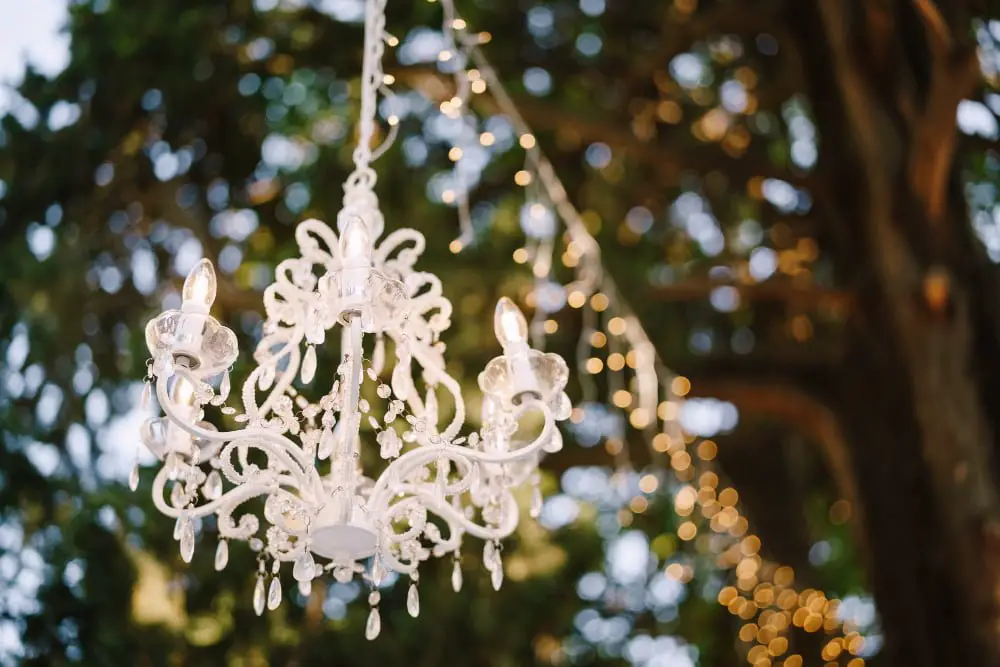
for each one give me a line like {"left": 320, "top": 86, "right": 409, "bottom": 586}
{"left": 530, "top": 485, "right": 543, "bottom": 519}
{"left": 258, "top": 365, "right": 274, "bottom": 391}
{"left": 318, "top": 428, "right": 335, "bottom": 460}
{"left": 170, "top": 482, "right": 186, "bottom": 508}
{"left": 215, "top": 540, "right": 229, "bottom": 571}
{"left": 180, "top": 520, "right": 195, "bottom": 563}
{"left": 298, "top": 579, "right": 312, "bottom": 597}
{"left": 406, "top": 583, "right": 420, "bottom": 618}
{"left": 491, "top": 562, "right": 504, "bottom": 591}
{"left": 451, "top": 560, "right": 463, "bottom": 593}
{"left": 173, "top": 516, "right": 184, "bottom": 540}
{"left": 483, "top": 540, "right": 498, "bottom": 571}
{"left": 370, "top": 558, "right": 386, "bottom": 586}
{"left": 293, "top": 551, "right": 315, "bottom": 582}
{"left": 203, "top": 470, "right": 222, "bottom": 500}
{"left": 219, "top": 371, "right": 231, "bottom": 402}
{"left": 301, "top": 345, "right": 317, "bottom": 384}
{"left": 128, "top": 457, "right": 140, "bottom": 492}
{"left": 267, "top": 577, "right": 282, "bottom": 610}
{"left": 372, "top": 334, "right": 385, "bottom": 374}
{"left": 141, "top": 381, "right": 151, "bottom": 409}
{"left": 365, "top": 606, "right": 381, "bottom": 640}
{"left": 253, "top": 576, "right": 266, "bottom": 616}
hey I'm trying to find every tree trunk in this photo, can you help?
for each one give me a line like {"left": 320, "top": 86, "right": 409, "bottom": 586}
{"left": 789, "top": 2, "right": 1000, "bottom": 665}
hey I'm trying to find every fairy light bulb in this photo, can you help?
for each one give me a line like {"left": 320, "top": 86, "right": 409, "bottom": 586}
{"left": 494, "top": 297, "right": 528, "bottom": 350}
{"left": 340, "top": 217, "right": 372, "bottom": 265}
{"left": 182, "top": 259, "right": 217, "bottom": 313}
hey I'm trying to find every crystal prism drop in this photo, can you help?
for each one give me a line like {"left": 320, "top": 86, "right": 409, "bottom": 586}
{"left": 170, "top": 482, "right": 186, "bottom": 508}
{"left": 173, "top": 516, "right": 184, "bottom": 540}
{"left": 203, "top": 470, "right": 222, "bottom": 500}
{"left": 298, "top": 579, "right": 312, "bottom": 597}
{"left": 141, "top": 381, "right": 151, "bottom": 409}
{"left": 318, "top": 428, "right": 335, "bottom": 460}
{"left": 530, "top": 485, "right": 543, "bottom": 519}
{"left": 483, "top": 540, "right": 497, "bottom": 570}
{"left": 371, "top": 558, "right": 386, "bottom": 586}
{"left": 128, "top": 457, "right": 140, "bottom": 491}
{"left": 215, "top": 540, "right": 229, "bottom": 571}
{"left": 219, "top": 371, "right": 231, "bottom": 402}
{"left": 180, "top": 520, "right": 195, "bottom": 563}
{"left": 267, "top": 577, "right": 282, "bottom": 610}
{"left": 372, "top": 334, "right": 385, "bottom": 374}
{"left": 365, "top": 607, "right": 381, "bottom": 640}
{"left": 258, "top": 365, "right": 274, "bottom": 391}
{"left": 406, "top": 583, "right": 420, "bottom": 618}
{"left": 301, "top": 345, "right": 317, "bottom": 384}
{"left": 293, "top": 552, "right": 315, "bottom": 582}
{"left": 253, "top": 576, "right": 266, "bottom": 616}
{"left": 491, "top": 562, "right": 503, "bottom": 591}
{"left": 452, "top": 560, "right": 463, "bottom": 592}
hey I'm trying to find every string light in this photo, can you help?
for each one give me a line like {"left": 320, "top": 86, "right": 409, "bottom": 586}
{"left": 436, "top": 6, "right": 864, "bottom": 663}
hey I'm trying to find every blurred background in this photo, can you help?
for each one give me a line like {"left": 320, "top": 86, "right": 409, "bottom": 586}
{"left": 1, "top": 0, "right": 999, "bottom": 666}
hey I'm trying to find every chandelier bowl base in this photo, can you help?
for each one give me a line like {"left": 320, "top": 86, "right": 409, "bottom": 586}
{"left": 310, "top": 523, "right": 379, "bottom": 561}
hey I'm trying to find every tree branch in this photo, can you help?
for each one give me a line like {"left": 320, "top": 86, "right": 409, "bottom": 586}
{"left": 908, "top": 0, "right": 983, "bottom": 226}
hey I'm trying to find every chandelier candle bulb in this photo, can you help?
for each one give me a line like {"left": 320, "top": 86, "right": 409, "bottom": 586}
{"left": 493, "top": 297, "right": 540, "bottom": 400}
{"left": 181, "top": 259, "right": 217, "bottom": 314}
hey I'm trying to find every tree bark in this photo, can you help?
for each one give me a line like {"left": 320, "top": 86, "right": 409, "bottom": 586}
{"left": 789, "top": 1, "right": 1000, "bottom": 665}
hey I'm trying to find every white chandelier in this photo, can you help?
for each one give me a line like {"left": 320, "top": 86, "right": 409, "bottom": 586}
{"left": 134, "top": 0, "right": 570, "bottom": 640}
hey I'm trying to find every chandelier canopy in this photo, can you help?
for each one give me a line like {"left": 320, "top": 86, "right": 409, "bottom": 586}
{"left": 135, "top": 0, "right": 570, "bottom": 640}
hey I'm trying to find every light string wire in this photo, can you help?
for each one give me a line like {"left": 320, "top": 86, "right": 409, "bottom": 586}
{"left": 411, "top": 4, "right": 869, "bottom": 666}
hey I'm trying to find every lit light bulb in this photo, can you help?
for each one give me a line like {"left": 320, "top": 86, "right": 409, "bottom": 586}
{"left": 173, "top": 376, "right": 196, "bottom": 406}
{"left": 494, "top": 297, "right": 528, "bottom": 350}
{"left": 182, "top": 259, "right": 217, "bottom": 312}
{"left": 339, "top": 217, "right": 372, "bottom": 263}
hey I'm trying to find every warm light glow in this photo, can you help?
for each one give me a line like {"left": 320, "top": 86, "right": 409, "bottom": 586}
{"left": 449, "top": 239, "right": 464, "bottom": 254}
{"left": 494, "top": 297, "right": 528, "bottom": 348}
{"left": 608, "top": 317, "right": 627, "bottom": 335}
{"left": 519, "top": 134, "right": 536, "bottom": 149}
{"left": 671, "top": 376, "right": 691, "bottom": 397}
{"left": 612, "top": 390, "right": 632, "bottom": 408}
{"left": 339, "top": 217, "right": 372, "bottom": 262}
{"left": 543, "top": 319, "right": 558, "bottom": 334}
{"left": 585, "top": 357, "right": 604, "bottom": 374}
{"left": 512, "top": 248, "right": 529, "bottom": 264}
{"left": 590, "top": 331, "right": 607, "bottom": 348}
{"left": 182, "top": 259, "right": 218, "bottom": 309}
{"left": 607, "top": 353, "right": 625, "bottom": 371}
{"left": 480, "top": 132, "right": 496, "bottom": 146}
{"left": 172, "top": 376, "right": 197, "bottom": 406}
{"left": 590, "top": 293, "right": 609, "bottom": 311}
{"left": 677, "top": 521, "right": 697, "bottom": 541}
{"left": 514, "top": 170, "right": 532, "bottom": 186}
{"left": 697, "top": 439, "right": 718, "bottom": 460}
{"left": 638, "top": 474, "right": 658, "bottom": 493}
